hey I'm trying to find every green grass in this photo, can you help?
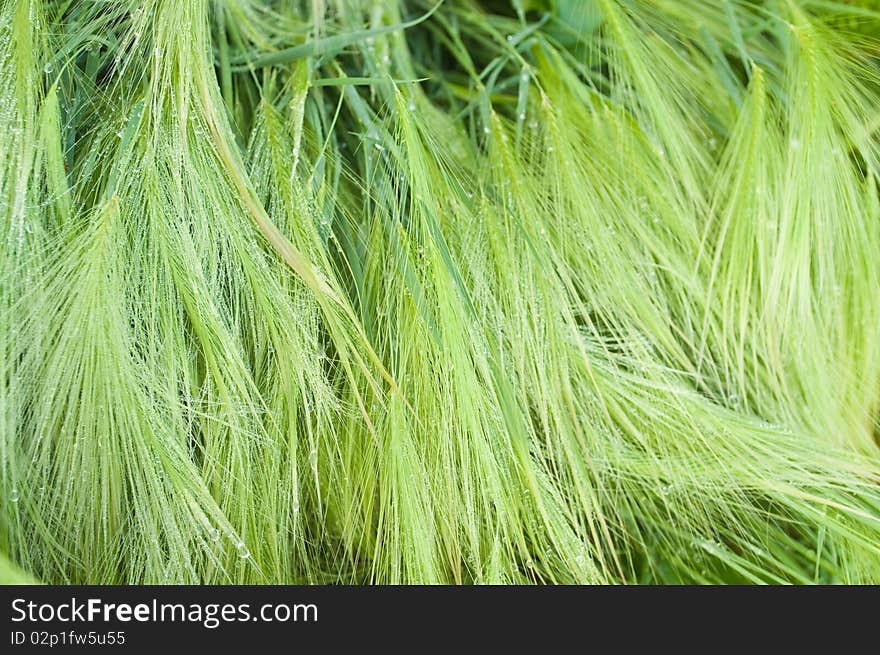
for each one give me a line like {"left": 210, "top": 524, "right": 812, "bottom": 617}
{"left": 1, "top": 0, "right": 879, "bottom": 584}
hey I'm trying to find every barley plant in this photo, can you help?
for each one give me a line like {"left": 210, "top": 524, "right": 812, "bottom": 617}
{"left": 1, "top": 0, "right": 879, "bottom": 584}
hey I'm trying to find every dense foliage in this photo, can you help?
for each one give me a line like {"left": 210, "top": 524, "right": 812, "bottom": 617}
{"left": 2, "top": 0, "right": 879, "bottom": 584}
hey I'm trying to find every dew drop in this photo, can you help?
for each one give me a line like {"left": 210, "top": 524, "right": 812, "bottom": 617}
{"left": 236, "top": 542, "right": 250, "bottom": 559}
{"left": 10, "top": 488, "right": 19, "bottom": 503}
